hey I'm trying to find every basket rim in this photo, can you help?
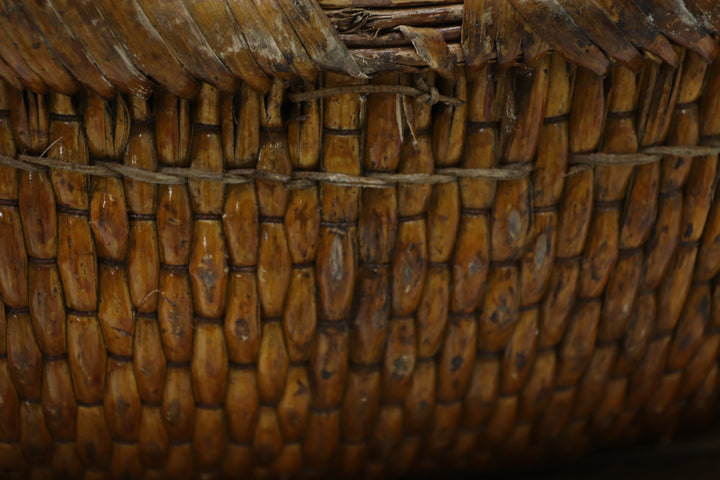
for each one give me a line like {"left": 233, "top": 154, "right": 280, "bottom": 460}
{"left": 0, "top": 1, "right": 717, "bottom": 99}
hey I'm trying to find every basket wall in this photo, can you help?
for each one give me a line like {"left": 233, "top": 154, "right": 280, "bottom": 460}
{"left": 1, "top": 1, "right": 720, "bottom": 479}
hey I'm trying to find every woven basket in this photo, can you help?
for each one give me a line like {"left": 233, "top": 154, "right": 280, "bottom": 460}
{"left": 1, "top": 0, "right": 720, "bottom": 478}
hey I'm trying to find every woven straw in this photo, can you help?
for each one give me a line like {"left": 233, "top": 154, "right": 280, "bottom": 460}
{"left": 2, "top": 1, "right": 720, "bottom": 478}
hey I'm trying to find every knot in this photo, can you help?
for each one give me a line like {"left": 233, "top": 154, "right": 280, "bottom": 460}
{"left": 417, "top": 86, "right": 440, "bottom": 106}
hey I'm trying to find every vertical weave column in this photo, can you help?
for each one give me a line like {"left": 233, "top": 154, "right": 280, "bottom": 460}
{"left": 543, "top": 58, "right": 593, "bottom": 456}
{"left": 351, "top": 74, "right": 395, "bottom": 476}
{"left": 688, "top": 55, "right": 720, "bottom": 423}
{"left": 275, "top": 85, "right": 319, "bottom": 477}
{"left": 507, "top": 53, "right": 571, "bottom": 460}
{"left": 456, "top": 63, "right": 498, "bottom": 471}
{"left": 604, "top": 56, "right": 682, "bottom": 444}
{"left": 188, "top": 84, "right": 230, "bottom": 475}
{"left": 553, "top": 63, "right": 638, "bottom": 450}
{"left": 618, "top": 54, "right": 686, "bottom": 441}
{"left": 582, "top": 65, "right": 661, "bottom": 449}
{"left": 271, "top": 80, "right": 316, "bottom": 478}
{"left": 698, "top": 58, "right": 720, "bottom": 282}
{"left": 479, "top": 55, "right": 548, "bottom": 461}
{"left": 87, "top": 89, "right": 136, "bottom": 479}
{"left": 253, "top": 79, "right": 291, "bottom": 475}
{"left": 102, "top": 93, "right": 156, "bottom": 478}
{"left": 539, "top": 63, "right": 619, "bottom": 450}
{"left": 155, "top": 89, "right": 193, "bottom": 477}
{"left": 343, "top": 72, "right": 397, "bottom": 477}
{"left": 399, "top": 73, "right": 440, "bottom": 474}
{"left": 306, "top": 71, "right": 361, "bottom": 475}
{"left": 643, "top": 52, "right": 689, "bottom": 336}
{"left": 536, "top": 66, "right": 599, "bottom": 449}
{"left": 398, "top": 72, "right": 439, "bottom": 476}
{"left": 646, "top": 51, "right": 716, "bottom": 435}
{"left": 0, "top": 81, "right": 27, "bottom": 477}
{"left": 634, "top": 52, "right": 692, "bottom": 437}
{"left": 366, "top": 72, "right": 425, "bottom": 476}
{"left": 221, "top": 83, "right": 260, "bottom": 477}
{"left": 423, "top": 69, "right": 469, "bottom": 471}
{"left": 46, "top": 89, "right": 109, "bottom": 476}
{"left": 6, "top": 84, "right": 56, "bottom": 478}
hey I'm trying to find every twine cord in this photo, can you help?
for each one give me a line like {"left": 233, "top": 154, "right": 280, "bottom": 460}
{"left": 568, "top": 145, "right": 720, "bottom": 166}
{"left": 288, "top": 82, "right": 462, "bottom": 106}
{"left": 569, "top": 153, "right": 665, "bottom": 166}
{"left": 0, "top": 153, "right": 528, "bottom": 187}
{"left": 1, "top": 143, "right": 719, "bottom": 188}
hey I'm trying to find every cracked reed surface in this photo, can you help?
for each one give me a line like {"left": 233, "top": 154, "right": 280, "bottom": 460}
{"left": 3, "top": 1, "right": 720, "bottom": 479}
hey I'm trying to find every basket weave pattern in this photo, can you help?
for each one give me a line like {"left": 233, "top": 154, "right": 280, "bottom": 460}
{"left": 1, "top": 1, "right": 720, "bottom": 478}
